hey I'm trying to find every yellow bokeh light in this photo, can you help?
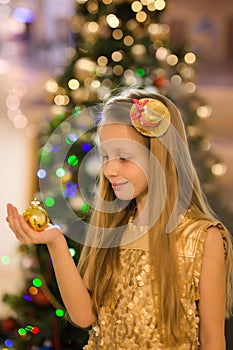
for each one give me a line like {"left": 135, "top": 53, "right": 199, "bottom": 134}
{"left": 111, "top": 51, "right": 123, "bottom": 62}
{"left": 113, "top": 65, "right": 124, "bottom": 76}
{"left": 75, "top": 58, "right": 96, "bottom": 76}
{"left": 131, "top": 1, "right": 143, "bottom": 12}
{"left": 84, "top": 77, "right": 93, "bottom": 87}
{"left": 97, "top": 56, "right": 108, "bottom": 66}
{"left": 187, "top": 125, "right": 199, "bottom": 138}
{"left": 171, "top": 75, "right": 182, "bottom": 85}
{"left": 124, "top": 69, "right": 134, "bottom": 78}
{"left": 148, "top": 23, "right": 169, "bottom": 36}
{"left": 87, "top": 1, "right": 99, "bottom": 14}
{"left": 106, "top": 14, "right": 120, "bottom": 28}
{"left": 136, "top": 11, "right": 147, "bottom": 23}
{"left": 180, "top": 67, "right": 195, "bottom": 79}
{"left": 197, "top": 105, "right": 212, "bottom": 118}
{"left": 155, "top": 47, "right": 168, "bottom": 60}
{"left": 54, "top": 95, "right": 70, "bottom": 106}
{"left": 141, "top": 0, "right": 149, "bottom": 5}
{"left": 44, "top": 79, "right": 58, "bottom": 93}
{"left": 131, "top": 44, "right": 146, "bottom": 57}
{"left": 91, "top": 80, "right": 101, "bottom": 89}
{"left": 102, "top": 79, "right": 112, "bottom": 88}
{"left": 112, "top": 29, "right": 123, "bottom": 40}
{"left": 200, "top": 139, "right": 211, "bottom": 151}
{"left": 184, "top": 52, "right": 196, "bottom": 64}
{"left": 87, "top": 21, "right": 99, "bottom": 33}
{"left": 185, "top": 82, "right": 196, "bottom": 93}
{"left": 102, "top": 0, "right": 112, "bottom": 4}
{"left": 68, "top": 79, "right": 80, "bottom": 90}
{"left": 127, "top": 18, "right": 138, "bottom": 31}
{"left": 155, "top": 0, "right": 166, "bottom": 10}
{"left": 96, "top": 66, "right": 108, "bottom": 76}
{"left": 65, "top": 47, "right": 76, "bottom": 59}
{"left": 148, "top": 2, "right": 156, "bottom": 11}
{"left": 124, "top": 35, "right": 134, "bottom": 46}
{"left": 166, "top": 54, "right": 178, "bottom": 66}
{"left": 125, "top": 76, "right": 137, "bottom": 85}
{"left": 211, "top": 163, "right": 227, "bottom": 177}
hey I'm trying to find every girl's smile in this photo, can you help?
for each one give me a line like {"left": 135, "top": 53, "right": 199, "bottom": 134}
{"left": 111, "top": 181, "right": 128, "bottom": 190}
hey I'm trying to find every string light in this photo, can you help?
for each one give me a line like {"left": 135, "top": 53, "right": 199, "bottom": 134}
{"left": 211, "top": 163, "right": 227, "bottom": 177}
{"left": 123, "top": 35, "right": 134, "bottom": 46}
{"left": 68, "top": 79, "right": 80, "bottom": 90}
{"left": 136, "top": 11, "right": 147, "bottom": 23}
{"left": 166, "top": 54, "right": 178, "bottom": 66}
{"left": 55, "top": 309, "right": 65, "bottom": 317}
{"left": 106, "top": 14, "right": 120, "bottom": 28}
{"left": 131, "top": 1, "right": 143, "bottom": 12}
{"left": 33, "top": 278, "right": 43, "bottom": 288}
{"left": 155, "top": 0, "right": 166, "bottom": 10}
{"left": 184, "top": 52, "right": 196, "bottom": 64}
{"left": 184, "top": 82, "right": 196, "bottom": 93}
{"left": 112, "top": 29, "right": 123, "bottom": 40}
{"left": 197, "top": 105, "right": 212, "bottom": 118}
{"left": 44, "top": 197, "right": 55, "bottom": 208}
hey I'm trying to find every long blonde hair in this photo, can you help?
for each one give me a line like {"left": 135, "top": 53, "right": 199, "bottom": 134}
{"left": 78, "top": 89, "right": 233, "bottom": 345}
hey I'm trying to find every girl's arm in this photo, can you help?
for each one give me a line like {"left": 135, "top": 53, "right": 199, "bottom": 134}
{"left": 198, "top": 226, "right": 226, "bottom": 350}
{"left": 6, "top": 204, "right": 97, "bottom": 328}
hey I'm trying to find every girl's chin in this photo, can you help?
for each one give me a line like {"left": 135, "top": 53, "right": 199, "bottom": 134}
{"left": 114, "top": 191, "right": 134, "bottom": 201}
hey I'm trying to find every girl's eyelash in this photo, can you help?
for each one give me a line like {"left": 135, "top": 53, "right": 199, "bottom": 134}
{"left": 101, "top": 154, "right": 131, "bottom": 162}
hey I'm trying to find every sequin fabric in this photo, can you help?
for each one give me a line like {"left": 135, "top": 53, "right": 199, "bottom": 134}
{"left": 83, "top": 216, "right": 227, "bottom": 350}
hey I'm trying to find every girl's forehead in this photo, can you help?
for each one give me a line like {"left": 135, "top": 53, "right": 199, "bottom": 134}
{"left": 99, "top": 123, "right": 149, "bottom": 156}
{"left": 99, "top": 123, "right": 145, "bottom": 143}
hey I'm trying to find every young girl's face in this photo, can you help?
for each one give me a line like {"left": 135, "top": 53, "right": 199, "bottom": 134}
{"left": 100, "top": 123, "right": 149, "bottom": 209}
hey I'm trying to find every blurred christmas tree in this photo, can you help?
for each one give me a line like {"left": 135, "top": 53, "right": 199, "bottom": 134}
{"left": 2, "top": 0, "right": 233, "bottom": 349}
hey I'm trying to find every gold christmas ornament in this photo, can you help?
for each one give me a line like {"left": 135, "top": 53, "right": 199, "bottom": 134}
{"left": 23, "top": 198, "right": 50, "bottom": 231}
{"left": 129, "top": 98, "right": 170, "bottom": 137}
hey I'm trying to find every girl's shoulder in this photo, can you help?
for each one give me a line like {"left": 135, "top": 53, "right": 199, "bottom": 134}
{"left": 175, "top": 210, "right": 227, "bottom": 258}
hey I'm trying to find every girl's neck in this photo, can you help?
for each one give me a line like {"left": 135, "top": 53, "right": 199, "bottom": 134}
{"left": 134, "top": 198, "right": 149, "bottom": 226}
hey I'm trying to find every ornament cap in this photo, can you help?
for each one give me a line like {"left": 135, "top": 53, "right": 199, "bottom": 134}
{"left": 30, "top": 197, "right": 41, "bottom": 208}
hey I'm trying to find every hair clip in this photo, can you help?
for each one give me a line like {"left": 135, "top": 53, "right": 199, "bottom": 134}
{"left": 129, "top": 98, "right": 170, "bottom": 137}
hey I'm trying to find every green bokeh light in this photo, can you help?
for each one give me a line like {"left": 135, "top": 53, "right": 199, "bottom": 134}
{"left": 1, "top": 256, "right": 10, "bottom": 265}
{"left": 69, "top": 248, "right": 76, "bottom": 257}
{"left": 81, "top": 203, "right": 90, "bottom": 213}
{"left": 68, "top": 155, "right": 79, "bottom": 166}
{"left": 45, "top": 197, "right": 55, "bottom": 207}
{"left": 18, "top": 328, "right": 27, "bottom": 336}
{"left": 33, "top": 278, "right": 42, "bottom": 288}
{"left": 55, "top": 309, "right": 65, "bottom": 317}
{"left": 136, "top": 68, "right": 145, "bottom": 77}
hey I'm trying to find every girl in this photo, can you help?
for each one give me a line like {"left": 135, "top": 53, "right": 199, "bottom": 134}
{"left": 7, "top": 89, "right": 233, "bottom": 349}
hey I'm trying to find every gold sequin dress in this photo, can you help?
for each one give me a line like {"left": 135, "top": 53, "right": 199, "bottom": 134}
{"left": 84, "top": 215, "right": 227, "bottom": 350}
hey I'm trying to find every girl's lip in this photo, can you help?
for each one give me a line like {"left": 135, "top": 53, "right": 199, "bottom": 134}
{"left": 111, "top": 181, "right": 128, "bottom": 188}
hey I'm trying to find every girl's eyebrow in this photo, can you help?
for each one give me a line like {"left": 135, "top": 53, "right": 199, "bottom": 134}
{"left": 100, "top": 146, "right": 132, "bottom": 154}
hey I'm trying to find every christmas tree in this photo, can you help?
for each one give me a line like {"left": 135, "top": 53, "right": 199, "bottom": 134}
{"left": 2, "top": 0, "right": 233, "bottom": 349}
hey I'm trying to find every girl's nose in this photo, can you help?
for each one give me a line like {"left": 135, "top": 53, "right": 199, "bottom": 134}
{"left": 103, "top": 159, "right": 119, "bottom": 178}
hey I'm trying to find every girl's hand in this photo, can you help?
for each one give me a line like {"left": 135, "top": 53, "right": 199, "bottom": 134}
{"left": 6, "top": 203, "right": 63, "bottom": 246}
